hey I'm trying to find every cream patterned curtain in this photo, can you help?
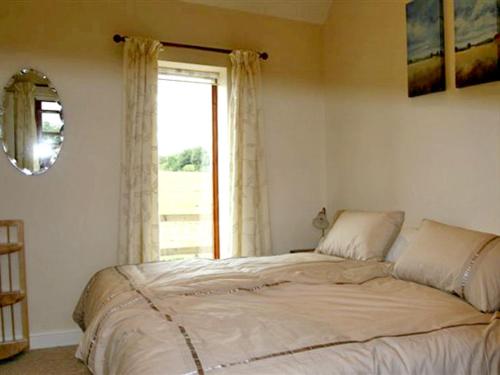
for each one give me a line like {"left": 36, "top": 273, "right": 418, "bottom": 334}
{"left": 2, "top": 91, "right": 16, "bottom": 161}
{"left": 4, "top": 82, "right": 39, "bottom": 171}
{"left": 118, "top": 37, "right": 162, "bottom": 264}
{"left": 229, "top": 50, "right": 272, "bottom": 257}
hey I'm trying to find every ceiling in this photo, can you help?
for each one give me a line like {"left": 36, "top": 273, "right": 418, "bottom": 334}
{"left": 180, "top": 0, "right": 333, "bottom": 24}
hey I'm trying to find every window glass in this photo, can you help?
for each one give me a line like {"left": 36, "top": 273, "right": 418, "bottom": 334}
{"left": 41, "top": 101, "right": 62, "bottom": 111}
{"left": 42, "top": 112, "right": 63, "bottom": 133}
{"left": 157, "top": 75, "right": 214, "bottom": 261}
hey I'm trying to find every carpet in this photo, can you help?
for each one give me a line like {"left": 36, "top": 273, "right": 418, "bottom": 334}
{"left": 0, "top": 345, "right": 90, "bottom": 374}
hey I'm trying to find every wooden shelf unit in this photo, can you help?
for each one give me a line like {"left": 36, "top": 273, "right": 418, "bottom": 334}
{"left": 0, "top": 220, "right": 29, "bottom": 360}
{"left": 0, "top": 244, "right": 23, "bottom": 256}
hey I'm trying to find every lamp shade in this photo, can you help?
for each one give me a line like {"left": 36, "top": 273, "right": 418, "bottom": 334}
{"left": 312, "top": 207, "right": 329, "bottom": 235}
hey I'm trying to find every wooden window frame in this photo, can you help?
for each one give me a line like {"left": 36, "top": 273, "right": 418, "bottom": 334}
{"left": 211, "top": 85, "right": 220, "bottom": 259}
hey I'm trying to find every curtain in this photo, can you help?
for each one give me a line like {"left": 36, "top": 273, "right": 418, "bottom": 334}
{"left": 118, "top": 37, "right": 162, "bottom": 264}
{"left": 3, "top": 82, "right": 39, "bottom": 171}
{"left": 229, "top": 50, "right": 272, "bottom": 257}
{"left": 2, "top": 91, "right": 16, "bottom": 161}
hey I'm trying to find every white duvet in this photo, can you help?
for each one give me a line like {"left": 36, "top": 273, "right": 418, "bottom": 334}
{"left": 74, "top": 253, "right": 500, "bottom": 374}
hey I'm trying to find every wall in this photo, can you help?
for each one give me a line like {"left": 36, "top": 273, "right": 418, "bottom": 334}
{"left": 0, "top": 0, "right": 326, "bottom": 342}
{"left": 5, "top": 0, "right": 496, "bottom": 347}
{"left": 323, "top": 0, "right": 500, "bottom": 233}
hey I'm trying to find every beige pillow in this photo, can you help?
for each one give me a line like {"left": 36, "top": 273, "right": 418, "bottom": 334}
{"left": 316, "top": 210, "right": 405, "bottom": 261}
{"left": 394, "top": 220, "right": 498, "bottom": 298}
{"left": 464, "top": 237, "right": 500, "bottom": 312}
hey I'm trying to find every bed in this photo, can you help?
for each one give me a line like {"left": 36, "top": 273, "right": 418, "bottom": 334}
{"left": 73, "top": 212, "right": 500, "bottom": 374}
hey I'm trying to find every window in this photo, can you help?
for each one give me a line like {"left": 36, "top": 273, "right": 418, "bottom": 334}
{"left": 157, "top": 62, "right": 228, "bottom": 261}
{"left": 35, "top": 100, "right": 64, "bottom": 167}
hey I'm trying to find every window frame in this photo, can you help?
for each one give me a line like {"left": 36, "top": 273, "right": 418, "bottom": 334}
{"left": 35, "top": 99, "right": 63, "bottom": 138}
{"left": 34, "top": 99, "right": 64, "bottom": 168}
{"left": 211, "top": 84, "right": 220, "bottom": 259}
{"left": 157, "top": 63, "right": 227, "bottom": 260}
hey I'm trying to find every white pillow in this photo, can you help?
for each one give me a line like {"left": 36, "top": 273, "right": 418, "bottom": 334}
{"left": 385, "top": 227, "right": 418, "bottom": 263}
{"left": 316, "top": 210, "right": 405, "bottom": 261}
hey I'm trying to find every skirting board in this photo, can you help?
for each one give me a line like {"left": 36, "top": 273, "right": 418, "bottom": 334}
{"left": 30, "top": 329, "right": 82, "bottom": 349}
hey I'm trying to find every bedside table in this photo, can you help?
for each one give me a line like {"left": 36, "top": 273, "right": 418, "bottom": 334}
{"left": 289, "top": 248, "right": 315, "bottom": 253}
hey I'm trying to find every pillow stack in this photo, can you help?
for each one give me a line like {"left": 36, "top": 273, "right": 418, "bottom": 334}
{"left": 316, "top": 211, "right": 500, "bottom": 312}
{"left": 394, "top": 219, "right": 500, "bottom": 313}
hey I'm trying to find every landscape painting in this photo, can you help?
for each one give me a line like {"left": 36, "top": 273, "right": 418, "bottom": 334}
{"left": 406, "top": 0, "right": 446, "bottom": 97}
{"left": 455, "top": 0, "right": 499, "bottom": 88}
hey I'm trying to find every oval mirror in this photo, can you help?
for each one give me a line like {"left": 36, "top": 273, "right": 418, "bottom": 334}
{"left": 0, "top": 68, "right": 64, "bottom": 175}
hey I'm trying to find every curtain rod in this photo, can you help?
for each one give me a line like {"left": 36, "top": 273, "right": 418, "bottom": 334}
{"left": 113, "top": 34, "right": 269, "bottom": 60}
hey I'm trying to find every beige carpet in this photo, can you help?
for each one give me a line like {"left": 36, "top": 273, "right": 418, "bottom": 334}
{"left": 0, "top": 346, "right": 90, "bottom": 374}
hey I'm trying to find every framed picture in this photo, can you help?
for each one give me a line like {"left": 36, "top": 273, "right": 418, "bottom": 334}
{"left": 455, "top": 0, "right": 499, "bottom": 88}
{"left": 406, "top": 0, "right": 446, "bottom": 97}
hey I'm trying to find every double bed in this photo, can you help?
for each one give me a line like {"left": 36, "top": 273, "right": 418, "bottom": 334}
{"left": 74, "top": 252, "right": 500, "bottom": 374}
{"left": 74, "top": 211, "right": 500, "bottom": 374}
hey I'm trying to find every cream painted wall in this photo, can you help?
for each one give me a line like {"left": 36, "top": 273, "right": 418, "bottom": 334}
{"left": 0, "top": 0, "right": 326, "bottom": 335}
{"left": 323, "top": 0, "right": 500, "bottom": 233}
{"left": 5, "top": 0, "right": 497, "bottom": 343}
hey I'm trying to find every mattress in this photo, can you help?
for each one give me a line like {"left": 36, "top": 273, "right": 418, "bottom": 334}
{"left": 73, "top": 253, "right": 500, "bottom": 374}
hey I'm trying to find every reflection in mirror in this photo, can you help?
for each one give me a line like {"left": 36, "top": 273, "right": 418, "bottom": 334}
{"left": 0, "top": 68, "right": 64, "bottom": 175}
